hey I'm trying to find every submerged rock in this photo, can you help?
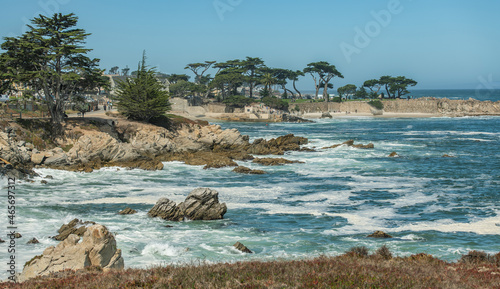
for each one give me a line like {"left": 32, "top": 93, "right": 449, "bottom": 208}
{"left": 367, "top": 231, "right": 393, "bottom": 238}
{"left": 27, "top": 238, "right": 39, "bottom": 244}
{"left": 252, "top": 157, "right": 304, "bottom": 166}
{"left": 282, "top": 114, "right": 314, "bottom": 123}
{"left": 232, "top": 166, "right": 266, "bottom": 175}
{"left": 118, "top": 207, "right": 137, "bottom": 215}
{"left": 388, "top": 152, "right": 399, "bottom": 157}
{"left": 162, "top": 151, "right": 244, "bottom": 170}
{"left": 19, "top": 224, "right": 124, "bottom": 282}
{"left": 233, "top": 241, "right": 253, "bottom": 253}
{"left": 247, "top": 134, "right": 308, "bottom": 155}
{"left": 322, "top": 140, "right": 374, "bottom": 150}
{"left": 148, "top": 188, "right": 227, "bottom": 221}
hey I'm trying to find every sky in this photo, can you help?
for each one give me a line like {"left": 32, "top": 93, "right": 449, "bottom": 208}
{"left": 1, "top": 0, "right": 500, "bottom": 90}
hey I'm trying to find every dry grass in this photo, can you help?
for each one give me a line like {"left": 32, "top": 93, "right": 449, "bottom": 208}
{"left": 3, "top": 250, "right": 499, "bottom": 289}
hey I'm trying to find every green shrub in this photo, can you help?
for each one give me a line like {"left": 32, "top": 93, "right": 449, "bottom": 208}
{"left": 261, "top": 96, "right": 289, "bottom": 111}
{"left": 223, "top": 95, "right": 253, "bottom": 108}
{"left": 368, "top": 99, "right": 384, "bottom": 110}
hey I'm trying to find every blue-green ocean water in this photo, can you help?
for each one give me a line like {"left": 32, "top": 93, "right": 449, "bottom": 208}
{"left": 1, "top": 116, "right": 499, "bottom": 280}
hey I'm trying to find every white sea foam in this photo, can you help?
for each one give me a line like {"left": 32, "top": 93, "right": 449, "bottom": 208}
{"left": 142, "top": 242, "right": 184, "bottom": 257}
{"left": 398, "top": 214, "right": 500, "bottom": 235}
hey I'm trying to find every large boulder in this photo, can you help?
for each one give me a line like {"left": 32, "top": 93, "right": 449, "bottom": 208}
{"left": 148, "top": 198, "right": 183, "bottom": 221}
{"left": 179, "top": 188, "right": 227, "bottom": 220}
{"left": 43, "top": 153, "right": 69, "bottom": 166}
{"left": 18, "top": 224, "right": 124, "bottom": 282}
{"left": 148, "top": 188, "right": 227, "bottom": 221}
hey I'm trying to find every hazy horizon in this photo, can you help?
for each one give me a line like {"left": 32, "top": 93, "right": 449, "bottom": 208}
{"left": 1, "top": 0, "right": 499, "bottom": 91}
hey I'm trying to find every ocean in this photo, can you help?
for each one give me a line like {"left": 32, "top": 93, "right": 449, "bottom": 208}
{"left": 1, "top": 90, "right": 499, "bottom": 279}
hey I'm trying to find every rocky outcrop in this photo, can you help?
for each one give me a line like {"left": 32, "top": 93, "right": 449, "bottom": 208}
{"left": 232, "top": 166, "right": 266, "bottom": 174}
{"left": 118, "top": 208, "right": 137, "bottom": 215}
{"left": 253, "top": 158, "right": 304, "bottom": 166}
{"left": 247, "top": 134, "right": 309, "bottom": 155}
{"left": 322, "top": 140, "right": 374, "bottom": 150}
{"left": 367, "top": 231, "right": 393, "bottom": 238}
{"left": 0, "top": 130, "right": 37, "bottom": 179}
{"left": 388, "top": 152, "right": 399, "bottom": 157}
{"left": 0, "top": 130, "right": 32, "bottom": 165}
{"left": 53, "top": 219, "right": 96, "bottom": 241}
{"left": 148, "top": 188, "right": 227, "bottom": 221}
{"left": 18, "top": 224, "right": 124, "bottom": 282}
{"left": 162, "top": 151, "right": 244, "bottom": 170}
{"left": 233, "top": 242, "right": 253, "bottom": 253}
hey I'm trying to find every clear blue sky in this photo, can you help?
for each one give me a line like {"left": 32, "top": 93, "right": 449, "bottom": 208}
{"left": 1, "top": 0, "right": 500, "bottom": 90}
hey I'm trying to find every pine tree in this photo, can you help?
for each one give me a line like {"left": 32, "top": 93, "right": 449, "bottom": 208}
{"left": 114, "top": 52, "right": 171, "bottom": 122}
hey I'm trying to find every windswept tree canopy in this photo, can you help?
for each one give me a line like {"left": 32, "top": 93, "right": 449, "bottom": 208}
{"left": 304, "top": 61, "right": 343, "bottom": 101}
{"left": 378, "top": 76, "right": 417, "bottom": 98}
{"left": 0, "top": 13, "right": 106, "bottom": 124}
{"left": 337, "top": 84, "right": 357, "bottom": 100}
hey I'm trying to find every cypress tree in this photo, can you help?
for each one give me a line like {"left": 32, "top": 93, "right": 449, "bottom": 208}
{"left": 114, "top": 51, "right": 171, "bottom": 122}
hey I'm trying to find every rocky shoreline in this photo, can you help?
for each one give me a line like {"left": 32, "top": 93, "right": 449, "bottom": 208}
{"left": 0, "top": 116, "right": 311, "bottom": 180}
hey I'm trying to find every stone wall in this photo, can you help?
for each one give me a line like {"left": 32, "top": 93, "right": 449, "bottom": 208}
{"left": 170, "top": 97, "right": 188, "bottom": 112}
{"left": 293, "top": 98, "right": 500, "bottom": 116}
{"left": 293, "top": 101, "right": 372, "bottom": 113}
{"left": 188, "top": 98, "right": 500, "bottom": 117}
{"left": 206, "top": 103, "right": 227, "bottom": 113}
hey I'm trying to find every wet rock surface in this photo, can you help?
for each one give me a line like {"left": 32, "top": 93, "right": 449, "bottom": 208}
{"left": 148, "top": 188, "right": 227, "bottom": 221}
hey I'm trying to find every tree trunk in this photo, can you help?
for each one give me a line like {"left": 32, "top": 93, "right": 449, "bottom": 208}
{"left": 323, "top": 83, "right": 330, "bottom": 102}
{"left": 293, "top": 80, "right": 302, "bottom": 99}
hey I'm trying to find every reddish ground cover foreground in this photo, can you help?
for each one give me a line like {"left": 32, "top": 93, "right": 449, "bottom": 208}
{"left": 2, "top": 250, "right": 500, "bottom": 288}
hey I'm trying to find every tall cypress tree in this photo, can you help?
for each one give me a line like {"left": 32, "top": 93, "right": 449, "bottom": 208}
{"left": 0, "top": 13, "right": 105, "bottom": 124}
{"left": 114, "top": 51, "right": 171, "bottom": 122}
